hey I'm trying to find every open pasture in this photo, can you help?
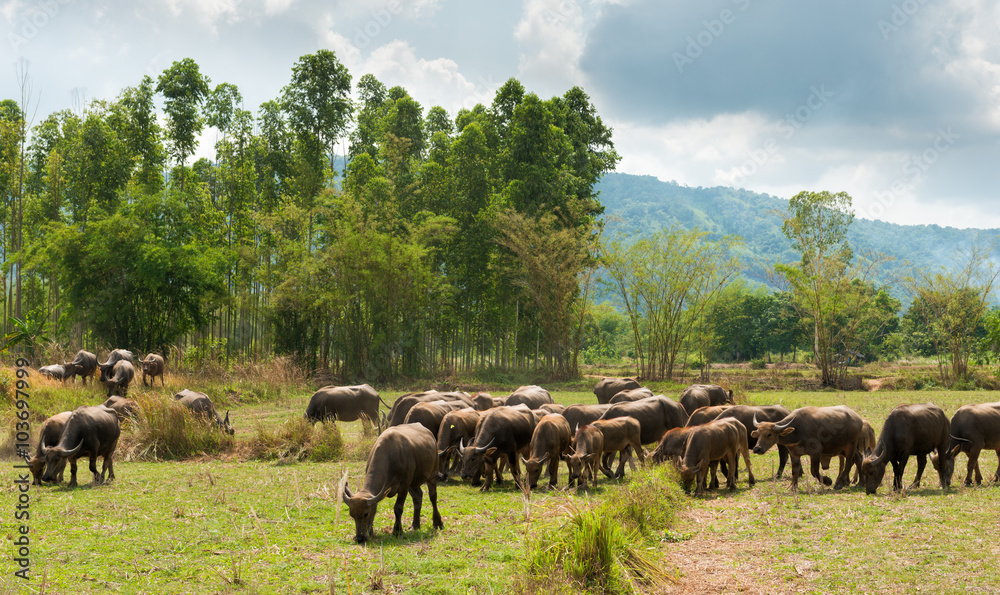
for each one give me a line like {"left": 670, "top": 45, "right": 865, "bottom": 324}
{"left": 3, "top": 378, "right": 1000, "bottom": 594}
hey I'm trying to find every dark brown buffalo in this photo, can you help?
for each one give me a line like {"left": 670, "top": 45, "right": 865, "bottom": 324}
{"left": 305, "top": 384, "right": 388, "bottom": 425}
{"left": 522, "top": 414, "right": 572, "bottom": 489}
{"left": 29, "top": 411, "right": 72, "bottom": 485}
{"left": 562, "top": 404, "right": 612, "bottom": 434}
{"left": 593, "top": 377, "right": 641, "bottom": 404}
{"left": 592, "top": 417, "right": 646, "bottom": 479}
{"left": 608, "top": 387, "right": 654, "bottom": 404}
{"left": 471, "top": 392, "right": 502, "bottom": 411}
{"left": 41, "top": 405, "right": 120, "bottom": 487}
{"left": 685, "top": 405, "right": 732, "bottom": 427}
{"left": 98, "top": 349, "right": 134, "bottom": 383}
{"left": 103, "top": 360, "right": 135, "bottom": 398}
{"left": 175, "top": 389, "right": 234, "bottom": 435}
{"left": 404, "top": 400, "right": 469, "bottom": 438}
{"left": 103, "top": 396, "right": 139, "bottom": 421}
{"left": 650, "top": 426, "right": 696, "bottom": 465}
{"left": 62, "top": 350, "right": 97, "bottom": 385}
{"left": 599, "top": 395, "right": 689, "bottom": 445}
{"left": 679, "top": 384, "right": 734, "bottom": 415}
{"left": 564, "top": 424, "right": 604, "bottom": 489}
{"left": 38, "top": 365, "right": 66, "bottom": 380}
{"left": 139, "top": 353, "right": 165, "bottom": 387}
{"left": 342, "top": 423, "right": 444, "bottom": 543}
{"left": 822, "top": 419, "right": 876, "bottom": 484}
{"left": 459, "top": 406, "right": 538, "bottom": 491}
{"left": 679, "top": 418, "right": 753, "bottom": 495}
{"left": 436, "top": 408, "right": 481, "bottom": 478}
{"left": 714, "top": 404, "right": 792, "bottom": 478}
{"left": 505, "top": 385, "right": 554, "bottom": 409}
{"left": 933, "top": 402, "right": 1000, "bottom": 486}
{"left": 540, "top": 403, "right": 566, "bottom": 415}
{"left": 388, "top": 391, "right": 475, "bottom": 426}
{"left": 860, "top": 403, "right": 951, "bottom": 494}
{"left": 752, "top": 405, "right": 864, "bottom": 492}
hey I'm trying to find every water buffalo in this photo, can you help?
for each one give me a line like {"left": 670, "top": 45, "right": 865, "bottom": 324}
{"left": 685, "top": 405, "right": 732, "bottom": 427}
{"left": 404, "top": 400, "right": 469, "bottom": 438}
{"left": 140, "top": 353, "right": 165, "bottom": 387}
{"left": 175, "top": 389, "right": 234, "bottom": 435}
{"left": 38, "top": 365, "right": 66, "bottom": 380}
{"left": 436, "top": 408, "right": 481, "bottom": 479}
{"left": 563, "top": 404, "right": 612, "bottom": 433}
{"left": 752, "top": 405, "right": 864, "bottom": 492}
{"left": 650, "top": 426, "right": 696, "bottom": 465}
{"left": 608, "top": 387, "right": 654, "bottom": 404}
{"left": 714, "top": 404, "right": 792, "bottom": 478}
{"left": 28, "top": 411, "right": 72, "bottom": 485}
{"left": 505, "top": 385, "right": 554, "bottom": 409}
{"left": 305, "top": 384, "right": 389, "bottom": 425}
{"left": 471, "top": 392, "right": 502, "bottom": 411}
{"left": 342, "top": 423, "right": 444, "bottom": 543}
{"left": 103, "top": 360, "right": 135, "bottom": 398}
{"left": 388, "top": 391, "right": 475, "bottom": 426}
{"left": 822, "top": 419, "right": 876, "bottom": 484}
{"left": 62, "top": 350, "right": 98, "bottom": 385}
{"left": 459, "top": 405, "right": 538, "bottom": 491}
{"left": 98, "top": 349, "right": 134, "bottom": 383}
{"left": 592, "top": 417, "right": 646, "bottom": 479}
{"left": 860, "top": 403, "right": 951, "bottom": 494}
{"left": 679, "top": 384, "right": 734, "bottom": 415}
{"left": 103, "top": 396, "right": 139, "bottom": 421}
{"left": 593, "top": 377, "right": 641, "bottom": 404}
{"left": 564, "top": 424, "right": 604, "bottom": 490}
{"left": 600, "top": 395, "right": 689, "bottom": 445}
{"left": 41, "top": 405, "right": 120, "bottom": 487}
{"left": 679, "top": 417, "right": 753, "bottom": 495}
{"left": 522, "top": 414, "right": 572, "bottom": 489}
{"left": 933, "top": 402, "right": 1000, "bottom": 486}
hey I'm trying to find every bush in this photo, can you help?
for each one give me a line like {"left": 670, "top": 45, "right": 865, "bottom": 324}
{"left": 749, "top": 358, "right": 767, "bottom": 370}
{"left": 124, "top": 394, "right": 235, "bottom": 460}
{"left": 243, "top": 417, "right": 344, "bottom": 462}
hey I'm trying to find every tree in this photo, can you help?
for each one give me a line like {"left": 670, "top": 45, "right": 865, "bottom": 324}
{"left": 156, "top": 58, "right": 211, "bottom": 187}
{"left": 281, "top": 50, "right": 352, "bottom": 178}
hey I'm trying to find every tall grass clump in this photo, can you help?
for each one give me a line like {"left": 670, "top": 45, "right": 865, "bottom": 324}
{"left": 603, "top": 463, "right": 686, "bottom": 537}
{"left": 125, "top": 394, "right": 234, "bottom": 460}
{"left": 244, "top": 417, "right": 344, "bottom": 461}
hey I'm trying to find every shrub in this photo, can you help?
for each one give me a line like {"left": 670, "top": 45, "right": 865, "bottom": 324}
{"left": 125, "top": 395, "right": 234, "bottom": 460}
{"left": 603, "top": 464, "right": 685, "bottom": 536}
{"left": 243, "top": 417, "right": 343, "bottom": 462}
{"left": 749, "top": 358, "right": 767, "bottom": 370}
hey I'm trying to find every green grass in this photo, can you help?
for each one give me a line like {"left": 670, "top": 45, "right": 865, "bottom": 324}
{"left": 3, "top": 373, "right": 1000, "bottom": 593}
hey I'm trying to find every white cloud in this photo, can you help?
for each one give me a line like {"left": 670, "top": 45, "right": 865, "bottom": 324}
{"left": 514, "top": 0, "right": 586, "bottom": 90}
{"left": 263, "top": 0, "right": 294, "bottom": 16}
{"left": 160, "top": 0, "right": 240, "bottom": 31}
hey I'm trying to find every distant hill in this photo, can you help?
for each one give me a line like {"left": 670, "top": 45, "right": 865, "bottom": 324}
{"left": 595, "top": 172, "right": 1000, "bottom": 290}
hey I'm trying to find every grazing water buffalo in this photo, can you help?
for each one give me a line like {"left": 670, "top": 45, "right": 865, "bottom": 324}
{"left": 608, "top": 387, "right": 654, "bottom": 404}
{"left": 29, "top": 411, "right": 72, "bottom": 485}
{"left": 933, "top": 402, "right": 1000, "bottom": 486}
{"left": 592, "top": 417, "right": 646, "bottom": 479}
{"left": 564, "top": 424, "right": 604, "bottom": 490}
{"left": 860, "top": 403, "right": 951, "bottom": 494}
{"left": 679, "top": 417, "right": 753, "bottom": 495}
{"left": 460, "top": 406, "right": 538, "bottom": 491}
{"left": 388, "top": 391, "right": 475, "bottom": 426}
{"left": 522, "top": 414, "right": 572, "bottom": 489}
{"left": 404, "top": 400, "right": 469, "bottom": 438}
{"left": 593, "top": 377, "right": 641, "bottom": 404}
{"left": 679, "top": 384, "right": 734, "bottom": 416}
{"left": 103, "top": 360, "right": 135, "bottom": 398}
{"left": 98, "top": 349, "right": 134, "bottom": 383}
{"left": 305, "top": 384, "right": 388, "bottom": 425}
{"left": 600, "top": 395, "right": 689, "bottom": 445}
{"left": 140, "top": 354, "right": 165, "bottom": 387}
{"left": 436, "top": 408, "right": 481, "bottom": 478}
{"left": 62, "top": 350, "right": 98, "bottom": 385}
{"left": 103, "top": 396, "right": 139, "bottom": 421}
{"left": 752, "top": 405, "right": 864, "bottom": 492}
{"left": 38, "top": 365, "right": 66, "bottom": 380}
{"left": 42, "top": 405, "right": 120, "bottom": 487}
{"left": 471, "top": 392, "right": 502, "bottom": 411}
{"left": 505, "top": 385, "right": 554, "bottom": 409}
{"left": 342, "top": 423, "right": 444, "bottom": 543}
{"left": 175, "top": 389, "right": 234, "bottom": 435}
{"left": 685, "top": 405, "right": 732, "bottom": 427}
{"left": 714, "top": 405, "right": 792, "bottom": 478}
{"left": 563, "top": 404, "right": 612, "bottom": 433}
{"left": 650, "top": 426, "right": 696, "bottom": 465}
{"left": 822, "top": 419, "right": 876, "bottom": 484}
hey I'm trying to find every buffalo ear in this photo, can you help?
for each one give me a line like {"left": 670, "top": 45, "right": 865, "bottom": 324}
{"left": 949, "top": 444, "right": 962, "bottom": 458}
{"left": 485, "top": 447, "right": 498, "bottom": 458}
{"left": 750, "top": 430, "right": 759, "bottom": 438}
{"left": 583, "top": 453, "right": 596, "bottom": 463}
{"left": 779, "top": 427, "right": 795, "bottom": 436}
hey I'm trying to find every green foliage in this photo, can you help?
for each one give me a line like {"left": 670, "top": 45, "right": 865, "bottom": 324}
{"left": 155, "top": 57, "right": 211, "bottom": 169}
{"left": 749, "top": 358, "right": 767, "bottom": 369}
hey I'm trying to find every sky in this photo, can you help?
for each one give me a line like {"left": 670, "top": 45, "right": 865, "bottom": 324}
{"left": 2, "top": 0, "right": 999, "bottom": 229}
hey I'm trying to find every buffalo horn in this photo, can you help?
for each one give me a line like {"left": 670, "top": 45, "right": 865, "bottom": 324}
{"left": 342, "top": 482, "right": 353, "bottom": 503}
{"left": 752, "top": 412, "right": 760, "bottom": 428}
{"left": 65, "top": 438, "right": 85, "bottom": 457}
{"left": 539, "top": 453, "right": 550, "bottom": 464}
{"left": 950, "top": 434, "right": 972, "bottom": 442}
{"left": 474, "top": 437, "right": 495, "bottom": 454}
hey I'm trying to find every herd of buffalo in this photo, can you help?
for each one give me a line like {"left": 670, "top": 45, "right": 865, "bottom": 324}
{"left": 23, "top": 361, "right": 1000, "bottom": 544}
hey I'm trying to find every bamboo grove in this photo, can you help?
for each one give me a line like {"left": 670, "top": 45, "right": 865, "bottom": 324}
{"left": 0, "top": 51, "right": 619, "bottom": 380}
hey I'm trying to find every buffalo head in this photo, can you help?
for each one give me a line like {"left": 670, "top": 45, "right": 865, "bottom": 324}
{"left": 750, "top": 414, "right": 794, "bottom": 455}
{"left": 342, "top": 482, "right": 389, "bottom": 544}
{"left": 41, "top": 440, "right": 82, "bottom": 484}
{"left": 459, "top": 438, "right": 496, "bottom": 482}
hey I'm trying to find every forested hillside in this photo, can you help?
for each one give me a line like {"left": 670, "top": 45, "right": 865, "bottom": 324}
{"left": 597, "top": 173, "right": 1000, "bottom": 288}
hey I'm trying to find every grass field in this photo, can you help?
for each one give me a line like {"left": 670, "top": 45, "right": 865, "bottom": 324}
{"left": 2, "top": 373, "right": 1000, "bottom": 594}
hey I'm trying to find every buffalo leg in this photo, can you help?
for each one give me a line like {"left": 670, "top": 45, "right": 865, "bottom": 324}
{"left": 708, "top": 461, "right": 719, "bottom": 490}
{"left": 740, "top": 444, "right": 755, "bottom": 487}
{"left": 89, "top": 453, "right": 103, "bottom": 485}
{"left": 833, "top": 451, "right": 852, "bottom": 490}
{"left": 776, "top": 445, "right": 789, "bottom": 478}
{"left": 427, "top": 482, "right": 444, "bottom": 530}
{"left": 695, "top": 461, "right": 710, "bottom": 496}
{"left": 725, "top": 452, "right": 737, "bottom": 491}
{"left": 810, "top": 456, "right": 831, "bottom": 487}
{"left": 409, "top": 486, "right": 423, "bottom": 530}
{"left": 547, "top": 457, "right": 559, "bottom": 488}
{"left": 966, "top": 447, "right": 983, "bottom": 486}
{"left": 789, "top": 455, "right": 803, "bottom": 492}
{"left": 392, "top": 491, "right": 408, "bottom": 536}
{"left": 910, "top": 454, "right": 927, "bottom": 488}
{"left": 613, "top": 448, "right": 629, "bottom": 479}
{"left": 68, "top": 459, "right": 79, "bottom": 488}
{"left": 891, "top": 458, "right": 905, "bottom": 492}
{"left": 993, "top": 450, "right": 1000, "bottom": 483}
